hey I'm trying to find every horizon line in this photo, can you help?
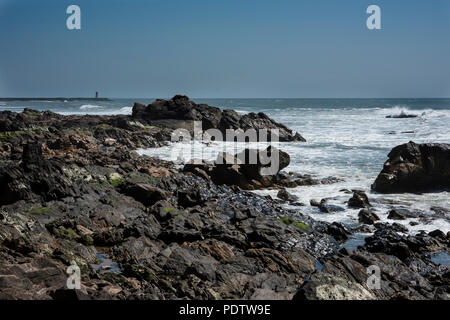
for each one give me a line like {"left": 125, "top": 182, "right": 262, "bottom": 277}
{"left": 2, "top": 97, "right": 450, "bottom": 100}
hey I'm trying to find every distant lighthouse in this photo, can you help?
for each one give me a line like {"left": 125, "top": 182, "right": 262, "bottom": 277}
{"left": 95, "top": 91, "right": 99, "bottom": 99}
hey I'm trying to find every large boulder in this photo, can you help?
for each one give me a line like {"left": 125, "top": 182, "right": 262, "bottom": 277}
{"left": 372, "top": 142, "right": 450, "bottom": 193}
{"left": 132, "top": 95, "right": 305, "bottom": 142}
{"left": 211, "top": 147, "right": 290, "bottom": 189}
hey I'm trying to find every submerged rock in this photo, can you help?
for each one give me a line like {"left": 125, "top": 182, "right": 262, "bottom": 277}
{"left": 386, "top": 112, "right": 418, "bottom": 119}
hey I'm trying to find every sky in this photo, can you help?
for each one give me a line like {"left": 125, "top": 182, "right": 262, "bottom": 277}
{"left": 0, "top": 0, "right": 449, "bottom": 98}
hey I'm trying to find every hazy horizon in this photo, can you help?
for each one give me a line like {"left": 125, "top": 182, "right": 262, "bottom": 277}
{"left": 2, "top": 96, "right": 450, "bottom": 100}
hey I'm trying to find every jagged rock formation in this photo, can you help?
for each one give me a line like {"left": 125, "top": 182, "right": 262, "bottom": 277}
{"left": 132, "top": 95, "right": 306, "bottom": 142}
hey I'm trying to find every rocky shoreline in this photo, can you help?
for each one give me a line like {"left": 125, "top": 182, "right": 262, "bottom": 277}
{"left": 0, "top": 96, "right": 448, "bottom": 300}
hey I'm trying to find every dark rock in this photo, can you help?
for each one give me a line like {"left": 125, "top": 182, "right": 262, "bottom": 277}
{"left": 22, "top": 142, "right": 45, "bottom": 165}
{"left": 364, "top": 230, "right": 413, "bottom": 261}
{"left": 386, "top": 112, "right": 418, "bottom": 119}
{"left": 372, "top": 141, "right": 450, "bottom": 193}
{"left": 348, "top": 191, "right": 371, "bottom": 208}
{"left": 428, "top": 230, "right": 445, "bottom": 239}
{"left": 177, "top": 189, "right": 207, "bottom": 207}
{"left": 118, "top": 182, "right": 171, "bottom": 207}
{"left": 132, "top": 95, "right": 305, "bottom": 142}
{"left": 358, "top": 209, "right": 380, "bottom": 225}
{"left": 318, "top": 199, "right": 345, "bottom": 213}
{"left": 0, "top": 143, "right": 90, "bottom": 205}
{"left": 430, "top": 206, "right": 450, "bottom": 216}
{"left": 277, "top": 189, "right": 298, "bottom": 202}
{"left": 50, "top": 288, "right": 92, "bottom": 300}
{"left": 235, "top": 146, "right": 290, "bottom": 178}
{"left": 208, "top": 146, "right": 290, "bottom": 189}
{"left": 326, "top": 222, "right": 349, "bottom": 242}
{"left": 387, "top": 210, "right": 406, "bottom": 221}
{"left": 374, "top": 222, "right": 409, "bottom": 234}
{"left": 310, "top": 199, "right": 320, "bottom": 207}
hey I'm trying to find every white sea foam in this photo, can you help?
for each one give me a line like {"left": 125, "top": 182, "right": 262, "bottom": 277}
{"left": 61, "top": 106, "right": 133, "bottom": 116}
{"left": 80, "top": 104, "right": 103, "bottom": 110}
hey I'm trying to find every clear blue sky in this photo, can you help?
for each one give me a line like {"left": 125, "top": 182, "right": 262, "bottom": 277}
{"left": 0, "top": 0, "right": 449, "bottom": 98}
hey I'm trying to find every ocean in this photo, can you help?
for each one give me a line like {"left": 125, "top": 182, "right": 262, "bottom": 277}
{"left": 2, "top": 98, "right": 449, "bottom": 235}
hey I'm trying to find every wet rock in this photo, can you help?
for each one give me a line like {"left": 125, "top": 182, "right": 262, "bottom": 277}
{"left": 387, "top": 209, "right": 406, "bottom": 220}
{"left": 348, "top": 191, "right": 371, "bottom": 208}
{"left": 428, "top": 230, "right": 446, "bottom": 239}
{"left": 372, "top": 141, "right": 450, "bottom": 193}
{"left": 358, "top": 209, "right": 380, "bottom": 225}
{"left": 277, "top": 189, "right": 298, "bottom": 202}
{"left": 386, "top": 113, "right": 418, "bottom": 119}
{"left": 364, "top": 228, "right": 447, "bottom": 264}
{"left": 430, "top": 206, "right": 450, "bottom": 216}
{"left": 326, "top": 222, "right": 350, "bottom": 243}
{"left": 318, "top": 199, "right": 345, "bottom": 213}
{"left": 310, "top": 199, "right": 320, "bottom": 207}
{"left": 374, "top": 222, "right": 409, "bottom": 234}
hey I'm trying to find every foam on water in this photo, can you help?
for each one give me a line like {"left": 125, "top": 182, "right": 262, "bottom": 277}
{"left": 80, "top": 104, "right": 103, "bottom": 110}
{"left": 60, "top": 106, "right": 133, "bottom": 116}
